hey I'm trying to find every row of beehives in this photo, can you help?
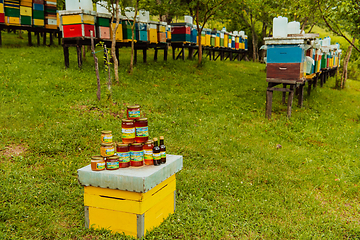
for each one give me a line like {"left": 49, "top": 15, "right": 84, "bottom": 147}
{"left": 58, "top": 10, "right": 248, "bottom": 51}
{"left": 0, "top": 0, "right": 57, "bottom": 29}
{"left": 265, "top": 37, "right": 342, "bottom": 80}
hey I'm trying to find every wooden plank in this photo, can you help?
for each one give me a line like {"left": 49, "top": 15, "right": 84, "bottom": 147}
{"left": 266, "top": 78, "right": 305, "bottom": 84}
{"left": 63, "top": 46, "right": 69, "bottom": 68}
{"left": 27, "top": 30, "right": 32, "bottom": 46}
{"left": 267, "top": 87, "right": 292, "bottom": 92}
{"left": 76, "top": 45, "right": 82, "bottom": 68}
{"left": 282, "top": 84, "right": 287, "bottom": 104}
{"left": 298, "top": 84, "right": 304, "bottom": 108}
{"left": 266, "top": 89, "right": 273, "bottom": 119}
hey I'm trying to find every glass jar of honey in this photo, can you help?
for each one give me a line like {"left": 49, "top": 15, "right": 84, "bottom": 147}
{"left": 100, "top": 143, "right": 115, "bottom": 157}
{"left": 143, "top": 140, "right": 154, "bottom": 165}
{"left": 101, "top": 130, "right": 112, "bottom": 143}
{"left": 106, "top": 155, "right": 120, "bottom": 170}
{"left": 91, "top": 156, "right": 105, "bottom": 171}
{"left": 130, "top": 143, "right": 144, "bottom": 167}
{"left": 127, "top": 105, "right": 141, "bottom": 120}
{"left": 116, "top": 143, "right": 130, "bottom": 168}
{"left": 135, "top": 118, "right": 148, "bottom": 143}
{"left": 122, "top": 119, "right": 135, "bottom": 144}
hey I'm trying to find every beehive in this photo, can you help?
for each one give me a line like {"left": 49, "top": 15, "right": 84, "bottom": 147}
{"left": 77, "top": 154, "right": 183, "bottom": 238}
{"left": 59, "top": 9, "right": 96, "bottom": 38}
{"left": 4, "top": 0, "right": 20, "bottom": 25}
{"left": 158, "top": 21, "right": 166, "bottom": 43}
{"left": 170, "top": 22, "right": 191, "bottom": 43}
{"left": 44, "top": 0, "right": 57, "bottom": 29}
{"left": 148, "top": 21, "right": 157, "bottom": 43}
{"left": 0, "top": 0, "right": 4, "bottom": 24}
{"left": 96, "top": 12, "right": 111, "bottom": 40}
{"left": 32, "top": 0, "right": 44, "bottom": 27}
{"left": 110, "top": 17, "right": 124, "bottom": 42}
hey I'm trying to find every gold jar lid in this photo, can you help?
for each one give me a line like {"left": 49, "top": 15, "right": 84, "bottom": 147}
{"left": 144, "top": 140, "right": 154, "bottom": 144}
{"left": 135, "top": 118, "right": 148, "bottom": 121}
{"left": 131, "top": 143, "right": 143, "bottom": 146}
{"left": 127, "top": 104, "right": 140, "bottom": 109}
{"left": 101, "top": 143, "right": 114, "bottom": 147}
{"left": 107, "top": 155, "right": 119, "bottom": 160}
{"left": 122, "top": 119, "right": 134, "bottom": 123}
{"left": 101, "top": 130, "right": 112, "bottom": 134}
{"left": 117, "top": 143, "right": 129, "bottom": 147}
{"left": 91, "top": 156, "right": 104, "bottom": 160}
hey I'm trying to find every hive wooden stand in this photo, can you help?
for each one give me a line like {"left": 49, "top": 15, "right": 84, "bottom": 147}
{"left": 77, "top": 154, "right": 183, "bottom": 238}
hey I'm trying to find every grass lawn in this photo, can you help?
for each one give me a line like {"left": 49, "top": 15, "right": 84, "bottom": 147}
{"left": 1, "top": 31, "right": 360, "bottom": 239}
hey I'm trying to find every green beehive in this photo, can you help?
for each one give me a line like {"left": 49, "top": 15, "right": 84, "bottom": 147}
{"left": 97, "top": 17, "right": 110, "bottom": 27}
{"left": 33, "top": 10, "right": 44, "bottom": 19}
{"left": 21, "top": 16, "right": 32, "bottom": 25}
{"left": 210, "top": 35, "right": 215, "bottom": 46}
{"left": 5, "top": 7, "right": 20, "bottom": 17}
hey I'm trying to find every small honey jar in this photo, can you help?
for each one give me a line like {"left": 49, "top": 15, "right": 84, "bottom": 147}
{"left": 101, "top": 130, "right": 113, "bottom": 143}
{"left": 100, "top": 143, "right": 115, "bottom": 157}
{"left": 91, "top": 156, "right": 105, "bottom": 171}
{"left": 127, "top": 105, "right": 141, "bottom": 120}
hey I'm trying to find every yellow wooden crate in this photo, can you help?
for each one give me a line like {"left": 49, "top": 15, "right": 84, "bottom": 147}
{"left": 33, "top": 19, "right": 44, "bottom": 26}
{"left": 110, "top": 22, "right": 123, "bottom": 42}
{"left": 148, "top": 28, "right": 157, "bottom": 43}
{"left": 205, "top": 34, "right": 211, "bottom": 46}
{"left": 6, "top": 17, "right": 20, "bottom": 26}
{"left": 20, "top": 6, "right": 31, "bottom": 16}
{"left": 167, "top": 30, "right": 171, "bottom": 40}
{"left": 0, "top": 3, "right": 4, "bottom": 14}
{"left": 215, "top": 37, "right": 220, "bottom": 47}
{"left": 62, "top": 14, "right": 95, "bottom": 25}
{"left": 84, "top": 174, "right": 176, "bottom": 238}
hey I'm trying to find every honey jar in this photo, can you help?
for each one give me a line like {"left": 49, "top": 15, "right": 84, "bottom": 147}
{"left": 130, "top": 143, "right": 144, "bottom": 167}
{"left": 91, "top": 156, "right": 105, "bottom": 171}
{"left": 127, "top": 105, "right": 141, "bottom": 120}
{"left": 122, "top": 119, "right": 135, "bottom": 144}
{"left": 106, "top": 155, "right": 120, "bottom": 170}
{"left": 135, "top": 118, "right": 149, "bottom": 143}
{"left": 116, "top": 143, "right": 130, "bottom": 168}
{"left": 143, "top": 140, "right": 154, "bottom": 165}
{"left": 101, "top": 130, "right": 112, "bottom": 143}
{"left": 100, "top": 143, "right": 115, "bottom": 157}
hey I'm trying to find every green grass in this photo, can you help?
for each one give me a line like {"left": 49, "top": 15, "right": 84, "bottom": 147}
{"left": 1, "top": 31, "right": 360, "bottom": 239}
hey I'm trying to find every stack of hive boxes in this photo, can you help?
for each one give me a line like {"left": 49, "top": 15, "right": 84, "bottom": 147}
{"left": 170, "top": 22, "right": 191, "bottom": 43}
{"left": 136, "top": 21, "right": 148, "bottom": 42}
{"left": 157, "top": 21, "right": 166, "bottom": 43}
{"left": 0, "top": 0, "right": 4, "bottom": 24}
{"left": 96, "top": 12, "right": 110, "bottom": 40}
{"left": 32, "top": 0, "right": 44, "bottom": 27}
{"left": 4, "top": 0, "right": 20, "bottom": 26}
{"left": 20, "top": 0, "right": 31, "bottom": 26}
{"left": 110, "top": 17, "right": 124, "bottom": 42}
{"left": 147, "top": 21, "right": 157, "bottom": 43}
{"left": 122, "top": 18, "right": 135, "bottom": 42}
{"left": 59, "top": 10, "right": 96, "bottom": 38}
{"left": 44, "top": 0, "right": 57, "bottom": 29}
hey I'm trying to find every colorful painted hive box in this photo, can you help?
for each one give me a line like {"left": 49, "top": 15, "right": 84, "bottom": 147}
{"left": 59, "top": 10, "right": 96, "bottom": 38}
{"left": 77, "top": 155, "right": 183, "bottom": 238}
{"left": 171, "top": 23, "right": 191, "bottom": 43}
{"left": 266, "top": 44, "right": 305, "bottom": 80}
{"left": 96, "top": 13, "right": 110, "bottom": 40}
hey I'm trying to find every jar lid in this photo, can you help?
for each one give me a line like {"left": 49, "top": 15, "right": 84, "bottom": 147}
{"left": 91, "top": 156, "right": 104, "bottom": 160}
{"left": 127, "top": 104, "right": 140, "bottom": 109}
{"left": 101, "top": 130, "right": 112, "bottom": 134}
{"left": 145, "top": 140, "right": 154, "bottom": 144}
{"left": 122, "top": 119, "right": 134, "bottom": 123}
{"left": 107, "top": 155, "right": 119, "bottom": 160}
{"left": 101, "top": 143, "right": 114, "bottom": 146}
{"left": 117, "top": 143, "right": 129, "bottom": 147}
{"left": 136, "top": 118, "right": 148, "bottom": 121}
{"left": 131, "top": 143, "right": 143, "bottom": 146}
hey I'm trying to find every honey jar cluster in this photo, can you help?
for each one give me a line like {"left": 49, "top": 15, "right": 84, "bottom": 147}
{"left": 91, "top": 105, "right": 166, "bottom": 171}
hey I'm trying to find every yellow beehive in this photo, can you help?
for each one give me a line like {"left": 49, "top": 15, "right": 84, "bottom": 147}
{"left": 62, "top": 14, "right": 95, "bottom": 25}
{"left": 110, "top": 22, "right": 123, "bottom": 42}
{"left": 205, "top": 34, "right": 210, "bottom": 46}
{"left": 148, "top": 22, "right": 158, "bottom": 44}
{"left": 33, "top": 19, "right": 44, "bottom": 26}
{"left": 6, "top": 17, "right": 20, "bottom": 26}
{"left": 20, "top": 6, "right": 31, "bottom": 16}
{"left": 0, "top": 3, "right": 4, "bottom": 14}
{"left": 215, "top": 36, "right": 220, "bottom": 47}
{"left": 224, "top": 34, "right": 228, "bottom": 48}
{"left": 85, "top": 174, "right": 176, "bottom": 238}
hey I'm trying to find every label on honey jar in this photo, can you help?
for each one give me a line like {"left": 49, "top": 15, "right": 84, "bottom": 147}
{"left": 131, "top": 151, "right": 144, "bottom": 162}
{"left": 106, "top": 161, "right": 119, "bottom": 169}
{"left": 160, "top": 151, "right": 166, "bottom": 158}
{"left": 96, "top": 162, "right": 105, "bottom": 170}
{"left": 153, "top": 152, "right": 161, "bottom": 161}
{"left": 128, "top": 110, "right": 140, "bottom": 118}
{"left": 102, "top": 136, "right": 112, "bottom": 143}
{"left": 136, "top": 127, "right": 149, "bottom": 137}
{"left": 144, "top": 149, "right": 153, "bottom": 160}
{"left": 118, "top": 152, "right": 130, "bottom": 163}
{"left": 122, "top": 128, "right": 135, "bottom": 139}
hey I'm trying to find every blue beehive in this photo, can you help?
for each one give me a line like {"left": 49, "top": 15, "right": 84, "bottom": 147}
{"left": 267, "top": 45, "right": 305, "bottom": 63}
{"left": 191, "top": 26, "right": 197, "bottom": 44}
{"left": 136, "top": 22, "right": 148, "bottom": 42}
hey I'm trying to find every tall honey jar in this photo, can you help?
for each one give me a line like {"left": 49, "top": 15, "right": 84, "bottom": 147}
{"left": 143, "top": 140, "right": 154, "bottom": 165}
{"left": 100, "top": 143, "right": 115, "bottom": 157}
{"left": 106, "top": 155, "right": 120, "bottom": 170}
{"left": 130, "top": 143, "right": 144, "bottom": 167}
{"left": 122, "top": 119, "right": 135, "bottom": 144}
{"left": 91, "top": 156, "right": 105, "bottom": 171}
{"left": 116, "top": 143, "right": 130, "bottom": 168}
{"left": 135, "top": 118, "right": 148, "bottom": 143}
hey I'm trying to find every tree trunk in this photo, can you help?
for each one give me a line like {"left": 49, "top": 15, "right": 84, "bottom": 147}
{"left": 196, "top": 4, "right": 202, "bottom": 65}
{"left": 90, "top": 31, "right": 101, "bottom": 101}
{"left": 111, "top": 0, "right": 120, "bottom": 83}
{"left": 250, "top": 14, "right": 258, "bottom": 62}
{"left": 341, "top": 37, "right": 355, "bottom": 89}
{"left": 130, "top": 0, "right": 139, "bottom": 74}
